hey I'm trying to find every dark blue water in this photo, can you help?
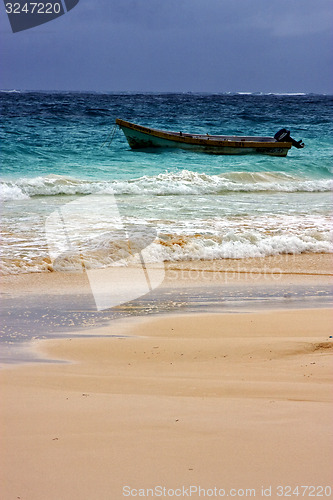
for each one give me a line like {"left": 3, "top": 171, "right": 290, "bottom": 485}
{"left": 1, "top": 92, "right": 332, "bottom": 180}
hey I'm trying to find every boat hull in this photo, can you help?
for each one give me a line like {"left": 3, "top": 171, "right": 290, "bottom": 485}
{"left": 116, "top": 119, "right": 291, "bottom": 157}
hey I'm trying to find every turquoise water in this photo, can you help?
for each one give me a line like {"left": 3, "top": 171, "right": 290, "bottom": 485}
{"left": 0, "top": 92, "right": 332, "bottom": 274}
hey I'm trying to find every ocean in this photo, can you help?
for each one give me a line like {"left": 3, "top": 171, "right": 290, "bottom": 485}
{"left": 1, "top": 91, "right": 332, "bottom": 275}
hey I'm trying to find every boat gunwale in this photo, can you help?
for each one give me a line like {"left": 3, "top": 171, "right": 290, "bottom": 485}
{"left": 115, "top": 118, "right": 292, "bottom": 150}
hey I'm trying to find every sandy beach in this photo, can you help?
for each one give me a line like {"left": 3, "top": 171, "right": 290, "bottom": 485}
{"left": 0, "top": 255, "right": 332, "bottom": 499}
{"left": 2, "top": 37, "right": 333, "bottom": 500}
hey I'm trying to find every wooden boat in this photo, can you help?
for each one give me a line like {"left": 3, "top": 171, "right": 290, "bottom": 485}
{"left": 116, "top": 119, "right": 304, "bottom": 157}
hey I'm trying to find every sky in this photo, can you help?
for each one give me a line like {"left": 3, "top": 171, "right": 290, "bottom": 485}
{"left": 0, "top": 0, "right": 332, "bottom": 93}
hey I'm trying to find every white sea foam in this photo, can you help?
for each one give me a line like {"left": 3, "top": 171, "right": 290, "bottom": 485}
{"left": 266, "top": 92, "right": 307, "bottom": 96}
{"left": 0, "top": 89, "right": 21, "bottom": 93}
{"left": 170, "top": 233, "right": 331, "bottom": 259}
{"left": 1, "top": 172, "right": 332, "bottom": 274}
{"left": 1, "top": 216, "right": 331, "bottom": 275}
{"left": 0, "top": 183, "right": 29, "bottom": 201}
{"left": 235, "top": 92, "right": 307, "bottom": 96}
{"left": 51, "top": 231, "right": 332, "bottom": 270}
{"left": 1, "top": 171, "right": 332, "bottom": 201}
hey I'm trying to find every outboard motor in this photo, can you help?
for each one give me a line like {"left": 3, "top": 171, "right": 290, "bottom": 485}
{"left": 274, "top": 129, "right": 304, "bottom": 149}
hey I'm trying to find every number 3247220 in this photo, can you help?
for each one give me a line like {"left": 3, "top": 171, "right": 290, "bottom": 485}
{"left": 277, "top": 485, "right": 332, "bottom": 497}
{"left": 5, "top": 3, "right": 62, "bottom": 14}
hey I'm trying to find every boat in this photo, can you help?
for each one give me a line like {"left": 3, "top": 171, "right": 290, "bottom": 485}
{"left": 115, "top": 119, "right": 304, "bottom": 157}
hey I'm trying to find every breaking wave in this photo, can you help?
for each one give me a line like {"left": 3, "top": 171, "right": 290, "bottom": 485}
{"left": 1, "top": 170, "right": 332, "bottom": 201}
{"left": 1, "top": 219, "right": 332, "bottom": 275}
{"left": 1, "top": 231, "right": 332, "bottom": 276}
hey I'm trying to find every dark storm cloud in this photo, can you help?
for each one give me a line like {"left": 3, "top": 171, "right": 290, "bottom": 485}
{"left": 0, "top": 0, "right": 332, "bottom": 92}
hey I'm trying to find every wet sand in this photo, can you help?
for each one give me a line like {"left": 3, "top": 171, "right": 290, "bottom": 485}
{"left": 1, "top": 254, "right": 332, "bottom": 363}
{"left": 0, "top": 254, "right": 332, "bottom": 499}
{"left": 1, "top": 253, "right": 332, "bottom": 298}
